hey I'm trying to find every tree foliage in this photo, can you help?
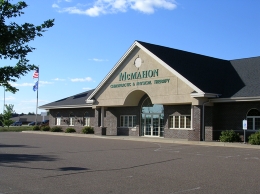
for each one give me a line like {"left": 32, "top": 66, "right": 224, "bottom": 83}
{"left": 0, "top": 0, "right": 54, "bottom": 93}
{"left": 0, "top": 104, "right": 14, "bottom": 127}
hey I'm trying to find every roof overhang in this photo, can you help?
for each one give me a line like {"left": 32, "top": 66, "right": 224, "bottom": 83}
{"left": 39, "top": 104, "right": 93, "bottom": 110}
{"left": 85, "top": 99, "right": 95, "bottom": 104}
{"left": 190, "top": 93, "right": 221, "bottom": 98}
{"left": 210, "top": 96, "right": 260, "bottom": 103}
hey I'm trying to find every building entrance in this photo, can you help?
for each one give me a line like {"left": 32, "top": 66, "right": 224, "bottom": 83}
{"left": 140, "top": 96, "right": 164, "bottom": 137}
{"left": 142, "top": 113, "right": 163, "bottom": 137}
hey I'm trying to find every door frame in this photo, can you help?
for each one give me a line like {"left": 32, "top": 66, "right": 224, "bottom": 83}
{"left": 142, "top": 113, "right": 161, "bottom": 137}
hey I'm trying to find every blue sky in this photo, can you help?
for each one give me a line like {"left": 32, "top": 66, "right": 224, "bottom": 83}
{"left": 1, "top": 0, "right": 260, "bottom": 114}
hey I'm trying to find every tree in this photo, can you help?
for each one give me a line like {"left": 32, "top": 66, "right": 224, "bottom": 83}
{"left": 0, "top": 104, "right": 14, "bottom": 127}
{"left": 0, "top": 0, "right": 54, "bottom": 93}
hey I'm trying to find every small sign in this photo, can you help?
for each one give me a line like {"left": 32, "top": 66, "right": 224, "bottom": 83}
{"left": 243, "top": 120, "right": 247, "bottom": 130}
{"left": 41, "top": 112, "right": 47, "bottom": 116}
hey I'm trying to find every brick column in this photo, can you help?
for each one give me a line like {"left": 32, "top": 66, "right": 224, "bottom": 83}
{"left": 188, "top": 105, "right": 202, "bottom": 141}
{"left": 94, "top": 108, "right": 102, "bottom": 135}
{"left": 205, "top": 106, "right": 213, "bottom": 141}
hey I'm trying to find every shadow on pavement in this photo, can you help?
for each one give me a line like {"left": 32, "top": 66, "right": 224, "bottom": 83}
{"left": 0, "top": 153, "right": 57, "bottom": 163}
{"left": 59, "top": 167, "right": 89, "bottom": 171}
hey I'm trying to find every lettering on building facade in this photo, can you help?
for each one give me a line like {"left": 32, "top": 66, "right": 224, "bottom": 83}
{"left": 119, "top": 69, "right": 159, "bottom": 81}
{"left": 110, "top": 69, "right": 170, "bottom": 88}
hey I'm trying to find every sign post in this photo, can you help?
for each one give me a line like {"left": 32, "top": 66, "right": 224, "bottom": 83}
{"left": 243, "top": 120, "right": 247, "bottom": 144}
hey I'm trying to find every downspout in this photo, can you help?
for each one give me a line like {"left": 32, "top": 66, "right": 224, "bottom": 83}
{"left": 202, "top": 101, "right": 210, "bottom": 141}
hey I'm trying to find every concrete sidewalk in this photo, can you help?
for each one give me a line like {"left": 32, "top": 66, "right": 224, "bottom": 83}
{"left": 22, "top": 131, "right": 260, "bottom": 149}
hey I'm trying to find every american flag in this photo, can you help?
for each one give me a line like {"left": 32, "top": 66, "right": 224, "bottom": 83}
{"left": 33, "top": 68, "right": 39, "bottom": 78}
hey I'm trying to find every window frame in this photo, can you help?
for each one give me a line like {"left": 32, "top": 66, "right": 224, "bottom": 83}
{"left": 169, "top": 115, "right": 191, "bottom": 129}
{"left": 56, "top": 117, "right": 61, "bottom": 126}
{"left": 69, "top": 112, "right": 75, "bottom": 126}
{"left": 120, "top": 115, "right": 136, "bottom": 128}
{"left": 247, "top": 116, "right": 260, "bottom": 130}
{"left": 56, "top": 112, "right": 61, "bottom": 126}
{"left": 246, "top": 109, "right": 260, "bottom": 130}
{"left": 84, "top": 112, "right": 90, "bottom": 126}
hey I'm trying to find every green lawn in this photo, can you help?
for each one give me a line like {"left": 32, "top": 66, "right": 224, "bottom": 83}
{"left": 0, "top": 125, "right": 33, "bottom": 132}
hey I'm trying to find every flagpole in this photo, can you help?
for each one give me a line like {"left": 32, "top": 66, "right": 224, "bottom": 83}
{"left": 35, "top": 66, "right": 39, "bottom": 124}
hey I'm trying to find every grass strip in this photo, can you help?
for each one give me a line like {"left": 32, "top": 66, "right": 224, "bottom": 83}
{"left": 0, "top": 126, "right": 33, "bottom": 132}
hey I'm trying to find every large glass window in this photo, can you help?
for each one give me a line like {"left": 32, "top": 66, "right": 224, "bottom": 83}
{"left": 247, "top": 109, "right": 260, "bottom": 130}
{"left": 170, "top": 115, "right": 191, "bottom": 129}
{"left": 120, "top": 115, "right": 136, "bottom": 127}
{"left": 141, "top": 96, "right": 164, "bottom": 137}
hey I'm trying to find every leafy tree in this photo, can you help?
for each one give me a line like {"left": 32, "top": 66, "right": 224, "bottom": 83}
{"left": 0, "top": 104, "right": 14, "bottom": 127}
{"left": 0, "top": 0, "right": 54, "bottom": 93}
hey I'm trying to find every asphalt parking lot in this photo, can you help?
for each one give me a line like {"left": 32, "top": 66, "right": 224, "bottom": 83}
{"left": 1, "top": 132, "right": 260, "bottom": 194}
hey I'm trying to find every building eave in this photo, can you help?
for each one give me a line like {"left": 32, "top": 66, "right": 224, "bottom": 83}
{"left": 39, "top": 104, "right": 93, "bottom": 110}
{"left": 210, "top": 96, "right": 260, "bottom": 103}
{"left": 190, "top": 93, "right": 220, "bottom": 98}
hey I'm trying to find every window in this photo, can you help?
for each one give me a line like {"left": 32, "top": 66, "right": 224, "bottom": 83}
{"left": 120, "top": 115, "right": 136, "bottom": 127}
{"left": 247, "top": 109, "right": 260, "bottom": 130}
{"left": 69, "top": 112, "right": 75, "bottom": 126}
{"left": 56, "top": 118, "right": 61, "bottom": 126}
{"left": 84, "top": 112, "right": 90, "bottom": 126}
{"left": 170, "top": 115, "right": 191, "bottom": 129}
{"left": 56, "top": 113, "right": 61, "bottom": 126}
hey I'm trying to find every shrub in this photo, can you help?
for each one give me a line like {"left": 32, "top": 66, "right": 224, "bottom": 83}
{"left": 219, "top": 130, "right": 241, "bottom": 142}
{"left": 82, "top": 126, "right": 94, "bottom": 134}
{"left": 41, "top": 126, "right": 50, "bottom": 131}
{"left": 50, "top": 126, "right": 63, "bottom": 132}
{"left": 65, "top": 128, "right": 76, "bottom": 133}
{"left": 32, "top": 125, "right": 40, "bottom": 131}
{"left": 248, "top": 131, "right": 260, "bottom": 145}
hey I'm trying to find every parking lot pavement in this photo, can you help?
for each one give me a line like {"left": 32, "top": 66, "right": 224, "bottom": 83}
{"left": 1, "top": 132, "right": 260, "bottom": 194}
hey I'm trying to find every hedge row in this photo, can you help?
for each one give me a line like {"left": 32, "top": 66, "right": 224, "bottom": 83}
{"left": 219, "top": 130, "right": 260, "bottom": 145}
{"left": 32, "top": 126, "right": 94, "bottom": 134}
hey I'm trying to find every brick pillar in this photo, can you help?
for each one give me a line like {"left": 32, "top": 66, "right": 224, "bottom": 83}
{"left": 94, "top": 108, "right": 102, "bottom": 135}
{"left": 188, "top": 105, "right": 202, "bottom": 141}
{"left": 205, "top": 106, "right": 213, "bottom": 141}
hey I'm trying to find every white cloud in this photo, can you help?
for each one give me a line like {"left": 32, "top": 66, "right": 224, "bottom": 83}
{"left": 9, "top": 81, "right": 53, "bottom": 89}
{"left": 52, "top": 3, "right": 59, "bottom": 8}
{"left": 70, "top": 77, "right": 93, "bottom": 82}
{"left": 53, "top": 0, "right": 177, "bottom": 16}
{"left": 39, "top": 81, "right": 53, "bottom": 85}
{"left": 88, "top": 58, "right": 108, "bottom": 62}
{"left": 0, "top": 96, "right": 15, "bottom": 101}
{"left": 53, "top": 78, "right": 66, "bottom": 81}
{"left": 131, "top": 0, "right": 177, "bottom": 14}
{"left": 11, "top": 83, "right": 34, "bottom": 87}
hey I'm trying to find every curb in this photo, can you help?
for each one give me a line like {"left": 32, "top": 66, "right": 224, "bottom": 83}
{"left": 21, "top": 131, "right": 260, "bottom": 149}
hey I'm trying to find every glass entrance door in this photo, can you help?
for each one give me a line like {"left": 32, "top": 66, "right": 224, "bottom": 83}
{"left": 142, "top": 114, "right": 161, "bottom": 137}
